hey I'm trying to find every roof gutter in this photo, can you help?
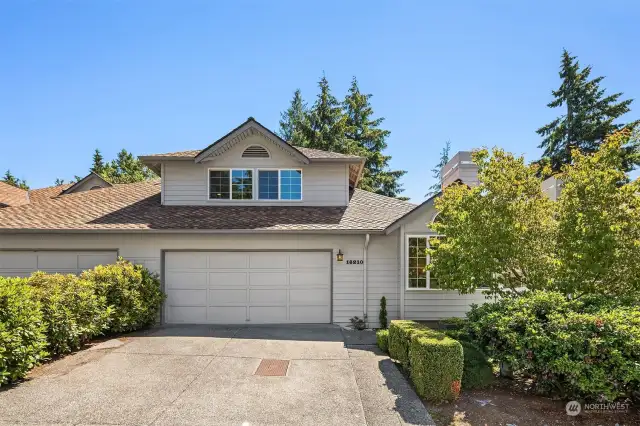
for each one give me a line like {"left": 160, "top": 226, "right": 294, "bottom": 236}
{"left": 0, "top": 228, "right": 388, "bottom": 235}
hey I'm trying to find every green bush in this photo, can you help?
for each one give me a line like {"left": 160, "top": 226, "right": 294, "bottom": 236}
{"left": 379, "top": 296, "right": 388, "bottom": 329}
{"left": 28, "top": 272, "right": 112, "bottom": 356}
{"left": 466, "top": 291, "right": 640, "bottom": 400}
{"left": 459, "top": 341, "right": 494, "bottom": 390}
{"left": 376, "top": 329, "right": 389, "bottom": 353}
{"left": 409, "top": 329, "right": 463, "bottom": 402}
{"left": 0, "top": 277, "right": 48, "bottom": 385}
{"left": 81, "top": 259, "right": 165, "bottom": 333}
{"left": 388, "top": 320, "right": 429, "bottom": 367}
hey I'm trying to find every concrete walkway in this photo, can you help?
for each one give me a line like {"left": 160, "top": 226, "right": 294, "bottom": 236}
{"left": 0, "top": 325, "right": 434, "bottom": 426}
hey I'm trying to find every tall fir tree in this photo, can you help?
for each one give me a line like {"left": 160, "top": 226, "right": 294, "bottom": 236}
{"left": 101, "top": 149, "right": 157, "bottom": 184}
{"left": 343, "top": 77, "right": 406, "bottom": 198}
{"left": 2, "top": 170, "right": 29, "bottom": 190}
{"left": 537, "top": 49, "right": 637, "bottom": 173}
{"left": 426, "top": 140, "right": 450, "bottom": 197}
{"left": 91, "top": 149, "right": 105, "bottom": 174}
{"left": 299, "top": 74, "right": 352, "bottom": 153}
{"left": 277, "top": 89, "right": 308, "bottom": 146}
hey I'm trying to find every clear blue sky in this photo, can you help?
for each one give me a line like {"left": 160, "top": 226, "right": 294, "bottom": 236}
{"left": 1, "top": 1, "right": 638, "bottom": 201}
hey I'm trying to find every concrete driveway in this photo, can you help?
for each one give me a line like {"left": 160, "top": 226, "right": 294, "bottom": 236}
{"left": 0, "top": 325, "right": 433, "bottom": 426}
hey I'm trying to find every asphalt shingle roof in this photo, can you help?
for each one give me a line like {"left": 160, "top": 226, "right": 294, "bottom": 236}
{"left": 144, "top": 147, "right": 362, "bottom": 161}
{"left": 0, "top": 180, "right": 416, "bottom": 232}
{"left": 0, "top": 182, "right": 29, "bottom": 207}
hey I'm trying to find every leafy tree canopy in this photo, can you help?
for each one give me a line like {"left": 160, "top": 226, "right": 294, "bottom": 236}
{"left": 2, "top": 170, "right": 29, "bottom": 190}
{"left": 430, "top": 133, "right": 640, "bottom": 300}
{"left": 537, "top": 49, "right": 637, "bottom": 173}
{"left": 86, "top": 149, "right": 156, "bottom": 184}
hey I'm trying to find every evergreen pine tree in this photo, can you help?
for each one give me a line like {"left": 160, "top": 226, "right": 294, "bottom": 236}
{"left": 278, "top": 89, "right": 308, "bottom": 146}
{"left": 299, "top": 74, "right": 352, "bottom": 153}
{"left": 343, "top": 77, "right": 406, "bottom": 198}
{"left": 91, "top": 149, "right": 105, "bottom": 174}
{"left": 54, "top": 178, "right": 65, "bottom": 186}
{"left": 102, "top": 149, "right": 157, "bottom": 184}
{"left": 2, "top": 170, "right": 29, "bottom": 190}
{"left": 537, "top": 49, "right": 637, "bottom": 172}
{"left": 426, "top": 141, "right": 451, "bottom": 197}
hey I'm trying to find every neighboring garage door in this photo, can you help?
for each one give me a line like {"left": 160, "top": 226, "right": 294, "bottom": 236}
{"left": 0, "top": 250, "right": 118, "bottom": 277}
{"left": 165, "top": 251, "right": 331, "bottom": 324}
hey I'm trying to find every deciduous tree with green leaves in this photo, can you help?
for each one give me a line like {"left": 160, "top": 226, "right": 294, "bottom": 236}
{"left": 554, "top": 128, "right": 640, "bottom": 297}
{"left": 100, "top": 149, "right": 157, "bottom": 184}
{"left": 428, "top": 149, "right": 557, "bottom": 297}
{"left": 343, "top": 77, "right": 406, "bottom": 198}
{"left": 2, "top": 170, "right": 29, "bottom": 190}
{"left": 537, "top": 49, "right": 637, "bottom": 173}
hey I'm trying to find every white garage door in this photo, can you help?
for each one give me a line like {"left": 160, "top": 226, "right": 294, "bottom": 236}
{"left": 0, "top": 250, "right": 118, "bottom": 277}
{"left": 165, "top": 251, "right": 331, "bottom": 324}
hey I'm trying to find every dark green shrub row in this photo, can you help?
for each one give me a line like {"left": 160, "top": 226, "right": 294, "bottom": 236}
{"left": 466, "top": 291, "right": 640, "bottom": 401}
{"left": 388, "top": 320, "right": 463, "bottom": 402}
{"left": 376, "top": 329, "right": 389, "bottom": 353}
{"left": 0, "top": 260, "right": 164, "bottom": 386}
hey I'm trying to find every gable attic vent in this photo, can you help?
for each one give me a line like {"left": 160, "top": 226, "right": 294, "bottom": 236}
{"left": 242, "top": 145, "right": 270, "bottom": 158}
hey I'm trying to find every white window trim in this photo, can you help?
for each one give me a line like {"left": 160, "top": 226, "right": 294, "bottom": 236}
{"left": 207, "top": 168, "right": 254, "bottom": 201}
{"left": 405, "top": 233, "right": 441, "bottom": 291}
{"left": 207, "top": 168, "right": 304, "bottom": 202}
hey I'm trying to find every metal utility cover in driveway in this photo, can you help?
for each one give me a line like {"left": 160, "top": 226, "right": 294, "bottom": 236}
{"left": 254, "top": 359, "right": 290, "bottom": 376}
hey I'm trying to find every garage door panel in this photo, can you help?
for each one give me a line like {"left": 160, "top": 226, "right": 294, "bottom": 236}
{"left": 290, "top": 288, "right": 330, "bottom": 305}
{"left": 290, "top": 306, "right": 329, "bottom": 323}
{"left": 209, "top": 272, "right": 247, "bottom": 288}
{"left": 166, "top": 289, "right": 207, "bottom": 306}
{"left": 250, "top": 306, "right": 287, "bottom": 323}
{"left": 250, "top": 288, "right": 287, "bottom": 304}
{"left": 37, "top": 253, "right": 78, "bottom": 270}
{"left": 209, "top": 289, "right": 247, "bottom": 304}
{"left": 249, "top": 271, "right": 287, "bottom": 286}
{"left": 208, "top": 306, "right": 246, "bottom": 323}
{"left": 78, "top": 254, "right": 117, "bottom": 270}
{"left": 289, "top": 252, "right": 329, "bottom": 268}
{"left": 169, "top": 306, "right": 207, "bottom": 323}
{"left": 0, "top": 251, "right": 116, "bottom": 277}
{"left": 208, "top": 253, "right": 248, "bottom": 269}
{"left": 165, "top": 251, "right": 330, "bottom": 324}
{"left": 166, "top": 252, "right": 208, "bottom": 269}
{"left": 166, "top": 271, "right": 208, "bottom": 289}
{"left": 0, "top": 252, "right": 38, "bottom": 269}
{"left": 249, "top": 253, "right": 288, "bottom": 269}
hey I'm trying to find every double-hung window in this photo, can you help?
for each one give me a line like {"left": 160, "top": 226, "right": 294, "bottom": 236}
{"left": 407, "top": 236, "right": 441, "bottom": 289}
{"left": 208, "top": 169, "right": 253, "bottom": 200}
{"left": 257, "top": 169, "right": 302, "bottom": 201}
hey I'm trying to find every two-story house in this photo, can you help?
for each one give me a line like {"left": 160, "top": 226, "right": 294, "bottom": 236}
{"left": 0, "top": 118, "right": 485, "bottom": 327}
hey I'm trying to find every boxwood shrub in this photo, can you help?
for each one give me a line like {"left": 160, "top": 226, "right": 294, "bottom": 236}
{"left": 0, "top": 277, "right": 48, "bottom": 386}
{"left": 28, "top": 272, "right": 112, "bottom": 356}
{"left": 388, "top": 320, "right": 429, "bottom": 367}
{"left": 409, "top": 329, "right": 463, "bottom": 402}
{"left": 81, "top": 260, "right": 165, "bottom": 333}
{"left": 466, "top": 291, "right": 640, "bottom": 400}
{"left": 376, "top": 329, "right": 389, "bottom": 353}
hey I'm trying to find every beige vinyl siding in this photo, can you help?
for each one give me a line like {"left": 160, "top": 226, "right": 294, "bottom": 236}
{"left": 0, "top": 232, "right": 370, "bottom": 326}
{"left": 365, "top": 234, "right": 400, "bottom": 327}
{"left": 162, "top": 136, "right": 349, "bottom": 206}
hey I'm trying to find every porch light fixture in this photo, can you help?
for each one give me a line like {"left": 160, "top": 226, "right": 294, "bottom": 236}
{"left": 336, "top": 250, "right": 344, "bottom": 262}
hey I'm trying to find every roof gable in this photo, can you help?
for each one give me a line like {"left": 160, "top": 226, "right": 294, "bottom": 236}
{"left": 194, "top": 118, "right": 310, "bottom": 165}
{"left": 62, "top": 172, "right": 112, "bottom": 195}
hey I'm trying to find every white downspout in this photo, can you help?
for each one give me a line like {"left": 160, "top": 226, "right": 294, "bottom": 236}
{"left": 400, "top": 225, "right": 405, "bottom": 319}
{"left": 363, "top": 233, "right": 370, "bottom": 321}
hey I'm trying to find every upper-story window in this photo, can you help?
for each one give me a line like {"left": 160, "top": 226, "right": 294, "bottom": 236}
{"left": 258, "top": 169, "right": 302, "bottom": 201}
{"left": 209, "top": 168, "right": 302, "bottom": 201}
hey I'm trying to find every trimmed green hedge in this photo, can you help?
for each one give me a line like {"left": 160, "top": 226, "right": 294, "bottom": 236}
{"left": 376, "top": 329, "right": 389, "bottom": 353}
{"left": 458, "top": 340, "right": 494, "bottom": 390}
{"left": 388, "top": 320, "right": 428, "bottom": 367}
{"left": 81, "top": 260, "right": 165, "bottom": 333}
{"left": 0, "top": 259, "right": 164, "bottom": 386}
{"left": 0, "top": 277, "right": 48, "bottom": 385}
{"left": 410, "top": 328, "right": 463, "bottom": 402}
{"left": 29, "top": 272, "right": 112, "bottom": 356}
